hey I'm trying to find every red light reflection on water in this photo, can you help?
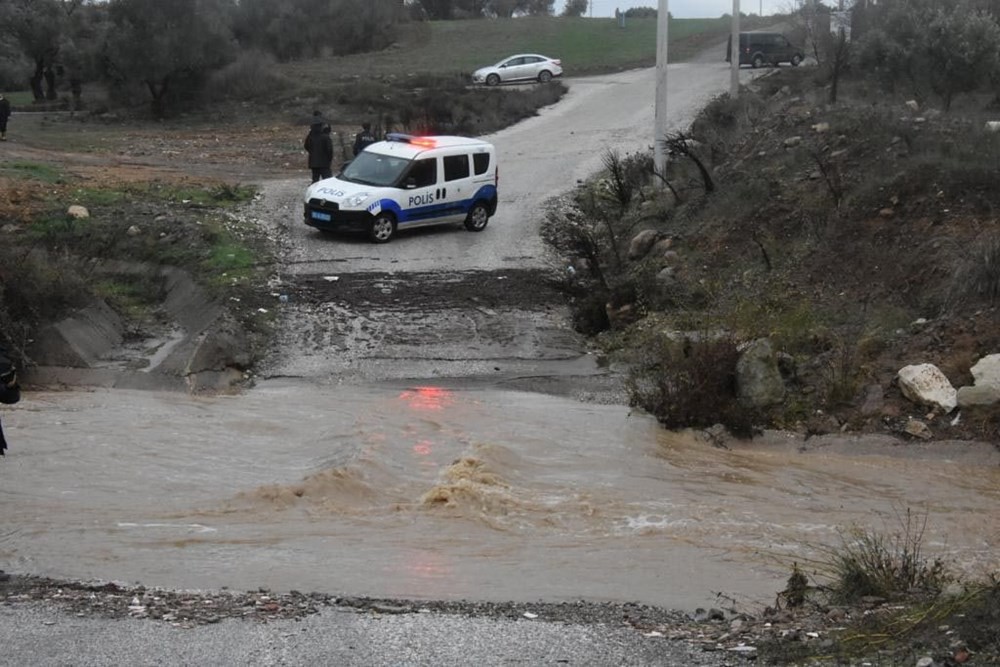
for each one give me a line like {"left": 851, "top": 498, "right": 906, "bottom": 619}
{"left": 413, "top": 440, "right": 433, "bottom": 456}
{"left": 399, "top": 386, "right": 453, "bottom": 411}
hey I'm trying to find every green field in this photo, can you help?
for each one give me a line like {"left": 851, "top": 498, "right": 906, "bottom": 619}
{"left": 282, "top": 16, "right": 774, "bottom": 82}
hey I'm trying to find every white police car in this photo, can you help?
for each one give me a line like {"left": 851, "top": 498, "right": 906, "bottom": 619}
{"left": 304, "top": 133, "right": 499, "bottom": 243}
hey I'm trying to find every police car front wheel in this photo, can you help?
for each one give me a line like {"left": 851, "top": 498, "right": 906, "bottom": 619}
{"left": 464, "top": 202, "right": 490, "bottom": 232}
{"left": 369, "top": 213, "right": 397, "bottom": 243}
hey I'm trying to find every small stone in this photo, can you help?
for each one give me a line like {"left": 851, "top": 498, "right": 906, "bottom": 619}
{"left": 67, "top": 205, "right": 90, "bottom": 219}
{"left": 904, "top": 419, "right": 933, "bottom": 440}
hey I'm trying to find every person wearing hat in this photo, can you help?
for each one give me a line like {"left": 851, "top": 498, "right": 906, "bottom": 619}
{"left": 353, "top": 122, "right": 377, "bottom": 156}
{"left": 304, "top": 111, "right": 333, "bottom": 183}
{"left": 0, "top": 93, "right": 11, "bottom": 141}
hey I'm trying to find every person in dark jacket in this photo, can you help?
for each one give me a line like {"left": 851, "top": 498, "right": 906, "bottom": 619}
{"left": 0, "top": 342, "right": 20, "bottom": 583}
{"left": 0, "top": 342, "right": 19, "bottom": 458}
{"left": 353, "top": 122, "right": 377, "bottom": 157}
{"left": 304, "top": 119, "right": 334, "bottom": 183}
{"left": 0, "top": 93, "right": 11, "bottom": 141}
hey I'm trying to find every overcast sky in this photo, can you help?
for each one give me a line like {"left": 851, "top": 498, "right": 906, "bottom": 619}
{"left": 583, "top": 0, "right": 790, "bottom": 18}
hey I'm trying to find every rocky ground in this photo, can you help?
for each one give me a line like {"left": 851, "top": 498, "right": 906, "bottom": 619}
{"left": 2, "top": 573, "right": 988, "bottom": 665}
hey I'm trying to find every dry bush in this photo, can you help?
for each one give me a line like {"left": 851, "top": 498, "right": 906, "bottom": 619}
{"left": 815, "top": 508, "right": 949, "bottom": 604}
{"left": 208, "top": 51, "right": 295, "bottom": 101}
{"left": 626, "top": 334, "right": 759, "bottom": 437}
{"left": 949, "top": 233, "right": 1000, "bottom": 308}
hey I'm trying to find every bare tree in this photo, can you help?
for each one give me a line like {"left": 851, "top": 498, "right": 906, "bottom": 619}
{"left": 665, "top": 132, "right": 715, "bottom": 194}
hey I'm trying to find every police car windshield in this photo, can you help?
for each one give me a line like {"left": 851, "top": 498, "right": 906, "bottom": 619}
{"left": 341, "top": 152, "right": 411, "bottom": 187}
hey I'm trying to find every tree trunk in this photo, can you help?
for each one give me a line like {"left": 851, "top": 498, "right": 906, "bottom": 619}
{"left": 30, "top": 59, "right": 45, "bottom": 102}
{"left": 146, "top": 78, "right": 169, "bottom": 118}
{"left": 44, "top": 67, "right": 57, "bottom": 101}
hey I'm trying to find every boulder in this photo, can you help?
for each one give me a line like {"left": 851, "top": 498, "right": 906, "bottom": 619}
{"left": 67, "top": 205, "right": 90, "bottom": 219}
{"left": 859, "top": 384, "right": 884, "bottom": 416}
{"left": 655, "top": 267, "right": 676, "bottom": 286}
{"left": 897, "top": 363, "right": 957, "bottom": 413}
{"left": 957, "top": 384, "right": 1000, "bottom": 408}
{"left": 627, "top": 229, "right": 660, "bottom": 261}
{"left": 650, "top": 237, "right": 674, "bottom": 258}
{"left": 736, "top": 339, "right": 785, "bottom": 408}
{"left": 955, "top": 354, "right": 1000, "bottom": 407}
{"left": 783, "top": 136, "right": 802, "bottom": 148}
{"left": 970, "top": 353, "right": 1000, "bottom": 387}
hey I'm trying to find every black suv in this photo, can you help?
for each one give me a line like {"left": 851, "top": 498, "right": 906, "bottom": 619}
{"left": 726, "top": 31, "right": 804, "bottom": 68}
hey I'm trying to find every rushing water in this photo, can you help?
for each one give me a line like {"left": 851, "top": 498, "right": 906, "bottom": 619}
{"left": 1, "top": 381, "right": 998, "bottom": 611}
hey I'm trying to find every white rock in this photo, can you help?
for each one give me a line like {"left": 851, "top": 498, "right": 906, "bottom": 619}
{"left": 970, "top": 353, "right": 1000, "bottom": 388}
{"left": 986, "top": 120, "right": 1000, "bottom": 133}
{"left": 67, "top": 204, "right": 90, "bottom": 219}
{"left": 897, "top": 364, "right": 957, "bottom": 413}
{"left": 905, "top": 100, "right": 920, "bottom": 111}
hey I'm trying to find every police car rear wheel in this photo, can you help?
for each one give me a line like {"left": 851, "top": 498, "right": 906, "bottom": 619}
{"left": 370, "top": 213, "right": 396, "bottom": 243}
{"left": 464, "top": 202, "right": 490, "bottom": 232}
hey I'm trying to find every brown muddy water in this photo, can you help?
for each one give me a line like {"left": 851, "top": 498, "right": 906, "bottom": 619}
{"left": 1, "top": 382, "right": 998, "bottom": 611}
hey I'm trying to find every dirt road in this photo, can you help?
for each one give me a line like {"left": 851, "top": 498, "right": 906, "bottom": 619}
{"left": 261, "top": 63, "right": 741, "bottom": 387}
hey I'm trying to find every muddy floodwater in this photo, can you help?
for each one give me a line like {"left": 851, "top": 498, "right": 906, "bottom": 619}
{"left": 2, "top": 382, "right": 998, "bottom": 611}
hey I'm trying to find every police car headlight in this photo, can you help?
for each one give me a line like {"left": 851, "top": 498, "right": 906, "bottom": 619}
{"left": 345, "top": 193, "right": 371, "bottom": 208}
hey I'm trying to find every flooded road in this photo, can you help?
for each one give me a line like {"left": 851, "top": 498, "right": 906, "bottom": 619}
{"left": 5, "top": 57, "right": 999, "bottom": 619}
{"left": 3, "top": 383, "right": 998, "bottom": 611}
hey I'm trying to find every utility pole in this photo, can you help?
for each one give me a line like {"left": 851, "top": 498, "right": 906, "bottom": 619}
{"left": 730, "top": 0, "right": 740, "bottom": 97}
{"left": 653, "top": 0, "right": 669, "bottom": 181}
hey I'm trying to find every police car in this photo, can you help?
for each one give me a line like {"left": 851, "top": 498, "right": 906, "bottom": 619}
{"left": 304, "top": 133, "right": 499, "bottom": 243}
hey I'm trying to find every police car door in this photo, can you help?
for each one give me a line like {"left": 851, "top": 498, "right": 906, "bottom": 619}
{"left": 440, "top": 153, "right": 472, "bottom": 223}
{"left": 400, "top": 156, "right": 442, "bottom": 226}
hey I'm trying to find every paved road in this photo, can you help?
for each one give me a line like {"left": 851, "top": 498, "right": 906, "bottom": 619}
{"left": 0, "top": 604, "right": 747, "bottom": 667}
{"left": 280, "top": 61, "right": 743, "bottom": 276}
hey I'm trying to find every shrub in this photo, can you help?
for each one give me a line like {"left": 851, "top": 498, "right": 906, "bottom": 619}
{"left": 949, "top": 233, "right": 1000, "bottom": 307}
{"left": 626, "top": 334, "right": 759, "bottom": 437}
{"left": 207, "top": 51, "right": 294, "bottom": 101}
{"left": 816, "top": 508, "right": 949, "bottom": 604}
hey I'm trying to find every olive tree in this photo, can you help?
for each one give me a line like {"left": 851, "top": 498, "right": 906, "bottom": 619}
{"left": 562, "top": 0, "right": 587, "bottom": 17}
{"left": 854, "top": 0, "right": 1000, "bottom": 110}
{"left": 1, "top": 0, "right": 64, "bottom": 101}
{"left": 234, "top": 0, "right": 398, "bottom": 61}
{"left": 103, "top": 0, "right": 237, "bottom": 116}
{"left": 924, "top": 7, "right": 1000, "bottom": 110}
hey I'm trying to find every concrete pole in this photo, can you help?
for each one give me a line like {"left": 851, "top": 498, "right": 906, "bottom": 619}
{"left": 730, "top": 0, "right": 740, "bottom": 97}
{"left": 653, "top": 0, "right": 669, "bottom": 181}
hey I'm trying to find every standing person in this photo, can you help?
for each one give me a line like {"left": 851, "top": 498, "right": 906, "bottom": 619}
{"left": 321, "top": 126, "right": 334, "bottom": 179}
{"left": 0, "top": 93, "right": 11, "bottom": 141}
{"left": 353, "top": 122, "right": 377, "bottom": 157}
{"left": 0, "top": 341, "right": 19, "bottom": 582}
{"left": 303, "top": 117, "right": 333, "bottom": 183}
{"left": 0, "top": 340, "right": 20, "bottom": 458}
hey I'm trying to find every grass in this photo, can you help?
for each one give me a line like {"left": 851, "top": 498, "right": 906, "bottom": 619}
{"left": 280, "top": 16, "right": 770, "bottom": 83}
{"left": 1, "top": 161, "right": 66, "bottom": 183}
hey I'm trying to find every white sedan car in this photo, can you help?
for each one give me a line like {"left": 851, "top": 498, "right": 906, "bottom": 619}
{"left": 472, "top": 54, "right": 563, "bottom": 86}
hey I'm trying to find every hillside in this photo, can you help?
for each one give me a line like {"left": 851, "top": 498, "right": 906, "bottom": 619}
{"left": 545, "top": 65, "right": 1000, "bottom": 444}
